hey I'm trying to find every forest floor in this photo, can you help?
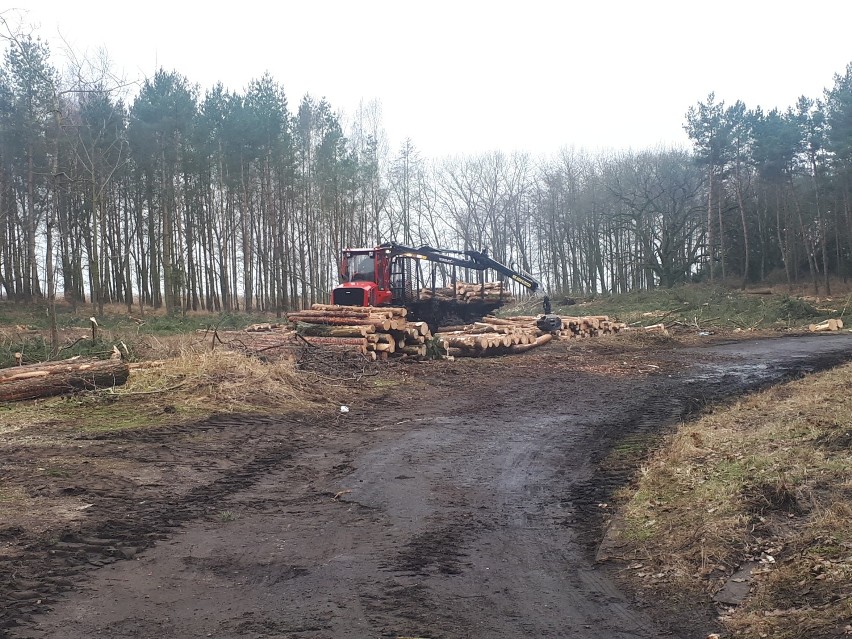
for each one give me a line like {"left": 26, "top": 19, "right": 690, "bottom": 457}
{"left": 1, "top": 316, "right": 851, "bottom": 638}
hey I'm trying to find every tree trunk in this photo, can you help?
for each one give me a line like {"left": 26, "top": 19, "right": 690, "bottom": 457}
{"left": 736, "top": 179, "right": 750, "bottom": 289}
{"left": 0, "top": 358, "right": 130, "bottom": 402}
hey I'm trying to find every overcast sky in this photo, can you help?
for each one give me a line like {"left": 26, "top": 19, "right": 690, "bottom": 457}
{"left": 9, "top": 1, "right": 852, "bottom": 158}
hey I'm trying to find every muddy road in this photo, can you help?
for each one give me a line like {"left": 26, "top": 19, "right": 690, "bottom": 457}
{"left": 2, "top": 334, "right": 850, "bottom": 638}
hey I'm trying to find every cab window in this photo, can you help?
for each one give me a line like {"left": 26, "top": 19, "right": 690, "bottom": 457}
{"left": 347, "top": 253, "right": 375, "bottom": 282}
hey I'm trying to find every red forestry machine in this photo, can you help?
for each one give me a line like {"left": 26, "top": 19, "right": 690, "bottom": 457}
{"left": 330, "top": 242, "right": 562, "bottom": 332}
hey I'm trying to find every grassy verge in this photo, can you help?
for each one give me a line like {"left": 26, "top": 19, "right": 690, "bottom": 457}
{"left": 0, "top": 300, "right": 404, "bottom": 433}
{"left": 607, "top": 362, "right": 852, "bottom": 638}
{"left": 545, "top": 284, "right": 851, "bottom": 332}
{"left": 0, "top": 344, "right": 337, "bottom": 435}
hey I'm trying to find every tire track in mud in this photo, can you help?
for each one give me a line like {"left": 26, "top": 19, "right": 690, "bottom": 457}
{"left": 0, "top": 414, "right": 300, "bottom": 635}
{"left": 351, "top": 336, "right": 852, "bottom": 638}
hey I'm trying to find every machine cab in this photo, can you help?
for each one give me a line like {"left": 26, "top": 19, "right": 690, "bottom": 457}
{"left": 342, "top": 251, "right": 377, "bottom": 283}
{"left": 332, "top": 248, "right": 393, "bottom": 307}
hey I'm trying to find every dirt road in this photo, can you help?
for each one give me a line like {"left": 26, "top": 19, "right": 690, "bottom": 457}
{"left": 2, "top": 334, "right": 850, "bottom": 638}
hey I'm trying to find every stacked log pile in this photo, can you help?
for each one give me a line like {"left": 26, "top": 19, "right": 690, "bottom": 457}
{"left": 558, "top": 315, "right": 626, "bottom": 338}
{"left": 435, "top": 314, "right": 628, "bottom": 358}
{"left": 419, "top": 281, "right": 513, "bottom": 304}
{"left": 436, "top": 320, "right": 550, "bottom": 358}
{"left": 223, "top": 308, "right": 629, "bottom": 362}
{"left": 285, "top": 304, "right": 432, "bottom": 360}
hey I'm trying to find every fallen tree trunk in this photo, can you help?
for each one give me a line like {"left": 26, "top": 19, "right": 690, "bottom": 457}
{"left": 0, "top": 358, "right": 130, "bottom": 402}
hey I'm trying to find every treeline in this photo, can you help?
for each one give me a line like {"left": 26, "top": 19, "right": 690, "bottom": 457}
{"left": 1, "top": 33, "right": 851, "bottom": 315}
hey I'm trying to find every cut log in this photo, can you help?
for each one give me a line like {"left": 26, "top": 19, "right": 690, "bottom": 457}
{"left": 399, "top": 345, "right": 426, "bottom": 356}
{"left": 409, "top": 321, "right": 431, "bottom": 337}
{"left": 809, "top": 318, "right": 844, "bottom": 332}
{"left": 508, "top": 332, "right": 553, "bottom": 353}
{"left": 309, "top": 303, "right": 407, "bottom": 317}
{"left": 479, "top": 316, "right": 520, "bottom": 327}
{"left": 289, "top": 309, "right": 374, "bottom": 319}
{"left": 299, "top": 336, "right": 368, "bottom": 349}
{"left": 438, "top": 334, "right": 488, "bottom": 350}
{"left": 296, "top": 322, "right": 375, "bottom": 337}
{"left": 0, "top": 358, "right": 130, "bottom": 402}
{"left": 419, "top": 281, "right": 512, "bottom": 305}
{"left": 643, "top": 323, "right": 668, "bottom": 333}
{"left": 438, "top": 324, "right": 471, "bottom": 333}
{"left": 246, "top": 323, "right": 273, "bottom": 332}
{"left": 288, "top": 315, "right": 392, "bottom": 331}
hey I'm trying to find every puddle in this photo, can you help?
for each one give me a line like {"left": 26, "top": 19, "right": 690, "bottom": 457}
{"left": 683, "top": 334, "right": 850, "bottom": 390}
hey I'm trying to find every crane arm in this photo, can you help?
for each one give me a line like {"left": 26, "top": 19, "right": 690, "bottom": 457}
{"left": 462, "top": 249, "right": 539, "bottom": 292}
{"left": 379, "top": 242, "right": 559, "bottom": 329}
{"left": 381, "top": 242, "right": 540, "bottom": 292}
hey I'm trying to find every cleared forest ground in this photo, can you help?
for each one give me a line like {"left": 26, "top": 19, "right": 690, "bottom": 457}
{"left": 0, "top": 286, "right": 850, "bottom": 637}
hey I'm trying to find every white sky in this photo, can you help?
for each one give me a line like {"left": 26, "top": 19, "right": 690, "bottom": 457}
{"left": 9, "top": 0, "right": 852, "bottom": 158}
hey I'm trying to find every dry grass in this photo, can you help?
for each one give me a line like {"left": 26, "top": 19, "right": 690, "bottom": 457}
{"left": 121, "top": 347, "right": 324, "bottom": 414}
{"left": 0, "top": 335, "right": 336, "bottom": 435}
{"left": 609, "top": 362, "right": 852, "bottom": 638}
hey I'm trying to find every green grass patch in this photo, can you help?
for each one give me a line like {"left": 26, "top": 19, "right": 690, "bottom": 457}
{"left": 0, "top": 302, "right": 272, "bottom": 333}
{"left": 0, "top": 334, "right": 119, "bottom": 368}
{"left": 371, "top": 378, "right": 401, "bottom": 389}
{"left": 0, "top": 301, "right": 278, "bottom": 367}
{"left": 603, "top": 434, "right": 662, "bottom": 469}
{"left": 0, "top": 392, "right": 202, "bottom": 435}
{"left": 72, "top": 401, "right": 195, "bottom": 433}
{"left": 133, "top": 311, "right": 267, "bottom": 335}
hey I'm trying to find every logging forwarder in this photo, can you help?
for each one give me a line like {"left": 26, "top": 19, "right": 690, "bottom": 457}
{"left": 330, "top": 242, "right": 562, "bottom": 333}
